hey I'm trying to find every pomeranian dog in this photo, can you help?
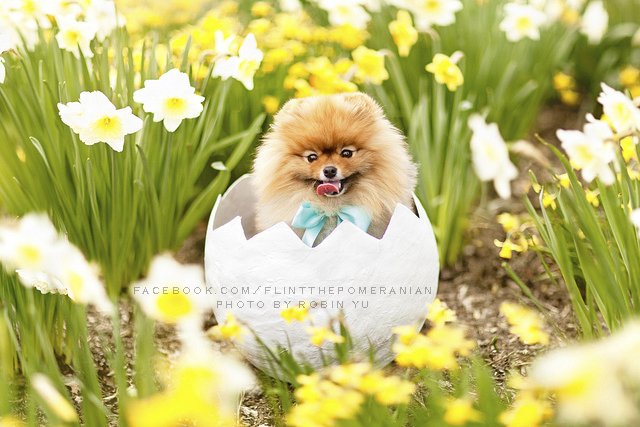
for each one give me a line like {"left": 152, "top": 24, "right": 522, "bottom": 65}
{"left": 253, "top": 92, "right": 417, "bottom": 244}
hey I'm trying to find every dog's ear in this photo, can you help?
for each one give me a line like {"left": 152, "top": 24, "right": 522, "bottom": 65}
{"left": 274, "top": 97, "right": 308, "bottom": 119}
{"left": 341, "top": 92, "right": 383, "bottom": 117}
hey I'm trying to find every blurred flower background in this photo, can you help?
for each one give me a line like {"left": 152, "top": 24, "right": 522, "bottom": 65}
{"left": 0, "top": 0, "right": 639, "bottom": 426}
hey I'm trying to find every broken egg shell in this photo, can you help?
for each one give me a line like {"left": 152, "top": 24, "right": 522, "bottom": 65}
{"left": 205, "top": 174, "right": 440, "bottom": 378}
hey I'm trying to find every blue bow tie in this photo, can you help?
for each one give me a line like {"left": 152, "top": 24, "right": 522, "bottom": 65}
{"left": 291, "top": 202, "right": 371, "bottom": 246}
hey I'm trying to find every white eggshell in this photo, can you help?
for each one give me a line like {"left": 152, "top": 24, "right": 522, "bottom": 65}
{"left": 204, "top": 175, "right": 439, "bottom": 376}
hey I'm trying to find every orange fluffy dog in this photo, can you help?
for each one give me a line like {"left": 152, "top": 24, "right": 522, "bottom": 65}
{"left": 253, "top": 92, "right": 417, "bottom": 245}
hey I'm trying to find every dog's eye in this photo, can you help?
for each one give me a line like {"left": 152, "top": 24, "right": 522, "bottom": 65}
{"left": 341, "top": 149, "right": 354, "bottom": 158}
{"left": 306, "top": 153, "right": 318, "bottom": 163}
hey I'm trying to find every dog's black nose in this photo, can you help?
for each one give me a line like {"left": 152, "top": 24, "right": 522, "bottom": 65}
{"left": 323, "top": 166, "right": 337, "bottom": 179}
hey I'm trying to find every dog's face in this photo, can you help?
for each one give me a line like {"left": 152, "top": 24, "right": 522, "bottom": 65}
{"left": 291, "top": 116, "right": 376, "bottom": 198}
{"left": 254, "top": 92, "right": 416, "bottom": 218}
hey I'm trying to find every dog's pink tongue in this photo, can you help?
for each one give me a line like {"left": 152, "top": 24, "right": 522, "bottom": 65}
{"left": 317, "top": 181, "right": 340, "bottom": 196}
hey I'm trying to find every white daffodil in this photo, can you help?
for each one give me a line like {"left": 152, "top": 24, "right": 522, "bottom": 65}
{"left": 528, "top": 0, "right": 564, "bottom": 22}
{"left": 530, "top": 345, "right": 637, "bottom": 426}
{"left": 597, "top": 83, "right": 640, "bottom": 134}
{"left": 134, "top": 69, "right": 205, "bottom": 132}
{"left": 317, "top": 0, "right": 371, "bottom": 29}
{"left": 212, "top": 33, "right": 263, "bottom": 91}
{"left": 234, "top": 34, "right": 264, "bottom": 90}
{"left": 57, "top": 100, "right": 86, "bottom": 133}
{"left": 557, "top": 118, "right": 616, "bottom": 185}
{"left": 212, "top": 55, "right": 237, "bottom": 81}
{"left": 600, "top": 321, "right": 640, "bottom": 381}
{"left": 214, "top": 30, "right": 235, "bottom": 57}
{"left": 31, "top": 374, "right": 78, "bottom": 423}
{"left": 47, "top": 244, "right": 114, "bottom": 315}
{"left": 85, "top": 0, "right": 123, "bottom": 42}
{"left": 45, "top": 0, "right": 85, "bottom": 20}
{"left": 130, "top": 254, "right": 207, "bottom": 325}
{"left": 7, "top": 0, "right": 51, "bottom": 28}
{"left": 55, "top": 18, "right": 97, "bottom": 58}
{"left": 405, "top": 0, "right": 463, "bottom": 31}
{"left": 0, "top": 213, "right": 112, "bottom": 314}
{"left": 0, "top": 213, "right": 58, "bottom": 274}
{"left": 500, "top": 3, "right": 547, "bottom": 42}
{"left": 529, "top": 323, "right": 640, "bottom": 426}
{"left": 468, "top": 114, "right": 518, "bottom": 199}
{"left": 580, "top": 1, "right": 608, "bottom": 44}
{"left": 280, "top": 0, "right": 302, "bottom": 12}
{"left": 2, "top": 10, "right": 40, "bottom": 50}
{"left": 58, "top": 91, "right": 143, "bottom": 152}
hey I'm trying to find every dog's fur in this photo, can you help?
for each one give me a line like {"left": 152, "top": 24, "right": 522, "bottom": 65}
{"left": 253, "top": 92, "right": 417, "bottom": 243}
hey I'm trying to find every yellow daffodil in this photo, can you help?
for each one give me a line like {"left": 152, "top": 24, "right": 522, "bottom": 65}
{"left": 494, "top": 238, "right": 524, "bottom": 259}
{"left": 352, "top": 46, "right": 389, "bottom": 85}
{"left": 392, "top": 324, "right": 420, "bottom": 345}
{"left": 428, "top": 324, "right": 475, "bottom": 357}
{"left": 426, "top": 298, "right": 457, "bottom": 325}
{"left": 263, "top": 47, "right": 294, "bottom": 73}
{"left": 499, "top": 392, "right": 553, "bottom": 427}
{"left": 366, "top": 374, "right": 415, "bottom": 406}
{"left": 553, "top": 71, "right": 576, "bottom": 91}
{"left": 330, "top": 24, "right": 369, "bottom": 50}
{"left": 542, "top": 191, "right": 557, "bottom": 209}
{"left": 388, "top": 10, "right": 418, "bottom": 57}
{"left": 280, "top": 304, "right": 310, "bottom": 323}
{"left": 286, "top": 57, "right": 358, "bottom": 97}
{"left": 500, "top": 302, "right": 549, "bottom": 346}
{"left": 262, "top": 96, "right": 281, "bottom": 115}
{"left": 248, "top": 18, "right": 272, "bottom": 35}
{"left": 127, "top": 343, "right": 254, "bottom": 427}
{"left": 251, "top": 1, "right": 273, "bottom": 17}
{"left": 585, "top": 189, "right": 600, "bottom": 207}
{"left": 329, "top": 363, "right": 371, "bottom": 388}
{"left": 208, "top": 313, "right": 247, "bottom": 342}
{"left": 559, "top": 90, "right": 581, "bottom": 107}
{"left": 306, "top": 326, "right": 345, "bottom": 346}
{"left": 288, "top": 374, "right": 364, "bottom": 427}
{"left": 552, "top": 71, "right": 582, "bottom": 106}
{"left": 619, "top": 66, "right": 639, "bottom": 88}
{"left": 426, "top": 52, "right": 464, "bottom": 91}
{"left": 621, "top": 136, "right": 638, "bottom": 163}
{"left": 394, "top": 324, "right": 474, "bottom": 370}
{"left": 557, "top": 173, "right": 571, "bottom": 188}
{"left": 443, "top": 397, "right": 483, "bottom": 426}
{"left": 217, "top": 0, "right": 239, "bottom": 16}
{"left": 293, "top": 363, "right": 413, "bottom": 425}
{"left": 497, "top": 213, "right": 520, "bottom": 233}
